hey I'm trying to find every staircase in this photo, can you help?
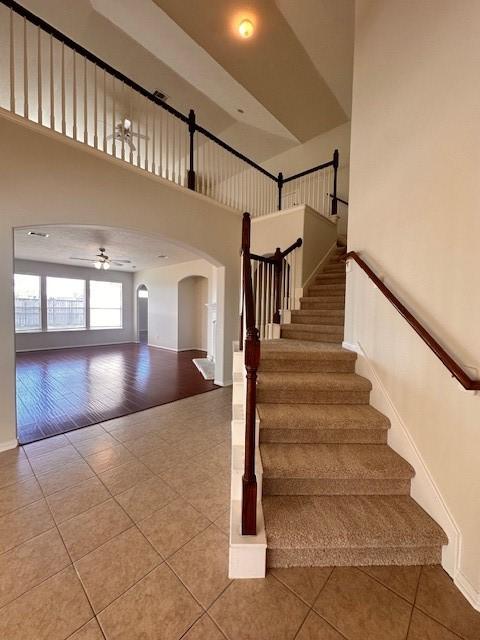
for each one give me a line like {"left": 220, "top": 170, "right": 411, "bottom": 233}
{"left": 257, "top": 246, "right": 447, "bottom": 568}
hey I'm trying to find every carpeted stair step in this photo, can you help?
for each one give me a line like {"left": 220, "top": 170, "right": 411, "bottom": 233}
{"left": 257, "top": 372, "right": 371, "bottom": 404}
{"left": 323, "top": 263, "right": 346, "bottom": 273}
{"left": 290, "top": 310, "right": 344, "bottom": 326}
{"left": 281, "top": 324, "right": 343, "bottom": 343}
{"left": 308, "top": 283, "right": 346, "bottom": 295}
{"left": 262, "top": 494, "right": 448, "bottom": 567}
{"left": 260, "top": 443, "right": 414, "bottom": 496}
{"left": 258, "top": 404, "right": 390, "bottom": 444}
{"left": 300, "top": 296, "right": 345, "bottom": 310}
{"left": 314, "top": 273, "right": 346, "bottom": 284}
{"left": 259, "top": 340, "right": 355, "bottom": 373}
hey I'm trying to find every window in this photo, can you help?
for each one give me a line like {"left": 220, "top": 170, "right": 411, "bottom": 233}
{"left": 90, "top": 281, "right": 122, "bottom": 329}
{"left": 14, "top": 274, "right": 41, "bottom": 332}
{"left": 46, "top": 277, "right": 86, "bottom": 330}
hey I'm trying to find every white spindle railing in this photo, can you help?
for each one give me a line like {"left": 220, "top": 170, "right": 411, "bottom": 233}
{"left": 0, "top": 2, "right": 341, "bottom": 221}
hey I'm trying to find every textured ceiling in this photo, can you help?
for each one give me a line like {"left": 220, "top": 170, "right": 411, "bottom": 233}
{"left": 14, "top": 226, "right": 199, "bottom": 272}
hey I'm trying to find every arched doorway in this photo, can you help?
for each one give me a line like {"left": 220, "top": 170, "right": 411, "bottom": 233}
{"left": 137, "top": 284, "right": 148, "bottom": 344}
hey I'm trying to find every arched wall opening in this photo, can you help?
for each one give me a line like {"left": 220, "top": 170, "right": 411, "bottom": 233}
{"left": 136, "top": 284, "right": 149, "bottom": 343}
{"left": 0, "top": 115, "right": 241, "bottom": 448}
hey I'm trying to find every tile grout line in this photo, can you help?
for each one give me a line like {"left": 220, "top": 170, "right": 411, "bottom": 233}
{"left": 356, "top": 565, "right": 421, "bottom": 607}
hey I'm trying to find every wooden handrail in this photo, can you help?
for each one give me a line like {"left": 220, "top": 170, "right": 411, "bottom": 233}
{"left": 249, "top": 237, "right": 303, "bottom": 265}
{"left": 346, "top": 252, "right": 480, "bottom": 391}
{"left": 241, "top": 213, "right": 260, "bottom": 535}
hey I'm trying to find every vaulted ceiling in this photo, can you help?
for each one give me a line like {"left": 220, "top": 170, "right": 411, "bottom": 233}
{"left": 19, "top": 0, "right": 354, "bottom": 162}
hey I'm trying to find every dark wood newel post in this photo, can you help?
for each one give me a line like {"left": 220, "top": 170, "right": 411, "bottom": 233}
{"left": 240, "top": 212, "right": 259, "bottom": 535}
{"left": 272, "top": 247, "right": 283, "bottom": 324}
{"left": 187, "top": 109, "right": 196, "bottom": 190}
{"left": 332, "top": 148, "right": 339, "bottom": 215}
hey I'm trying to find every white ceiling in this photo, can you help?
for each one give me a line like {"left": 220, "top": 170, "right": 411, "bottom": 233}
{"left": 14, "top": 225, "right": 200, "bottom": 272}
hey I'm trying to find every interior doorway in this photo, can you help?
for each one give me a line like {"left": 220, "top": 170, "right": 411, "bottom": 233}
{"left": 137, "top": 284, "right": 148, "bottom": 344}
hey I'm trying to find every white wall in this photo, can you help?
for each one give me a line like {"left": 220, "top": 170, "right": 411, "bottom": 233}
{"left": 134, "top": 260, "right": 214, "bottom": 355}
{"left": 14, "top": 259, "right": 134, "bottom": 350}
{"left": 347, "top": 0, "right": 480, "bottom": 602}
{"left": 0, "top": 113, "right": 241, "bottom": 449}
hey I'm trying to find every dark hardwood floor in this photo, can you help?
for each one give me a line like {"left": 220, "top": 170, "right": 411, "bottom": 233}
{"left": 16, "top": 343, "right": 218, "bottom": 444}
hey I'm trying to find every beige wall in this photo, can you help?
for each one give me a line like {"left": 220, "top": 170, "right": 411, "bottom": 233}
{"left": 0, "top": 114, "right": 241, "bottom": 448}
{"left": 347, "top": 0, "right": 480, "bottom": 599}
{"left": 134, "top": 260, "right": 213, "bottom": 354}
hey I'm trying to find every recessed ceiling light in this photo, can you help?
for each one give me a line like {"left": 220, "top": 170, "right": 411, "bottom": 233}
{"left": 157, "top": 255, "right": 168, "bottom": 259}
{"left": 27, "top": 230, "right": 49, "bottom": 238}
{"left": 238, "top": 19, "right": 254, "bottom": 38}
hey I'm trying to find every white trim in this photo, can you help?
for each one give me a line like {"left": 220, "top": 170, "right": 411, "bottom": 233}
{"left": 15, "top": 340, "right": 134, "bottom": 352}
{"left": 214, "top": 378, "right": 232, "bottom": 387}
{"left": 0, "top": 438, "right": 19, "bottom": 452}
{"left": 302, "top": 241, "right": 339, "bottom": 291}
{"left": 454, "top": 570, "right": 480, "bottom": 611}
{"left": 346, "top": 340, "right": 464, "bottom": 584}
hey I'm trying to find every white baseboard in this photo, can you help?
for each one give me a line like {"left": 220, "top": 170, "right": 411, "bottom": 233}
{"left": 16, "top": 340, "right": 134, "bottom": 353}
{"left": 343, "top": 340, "right": 480, "bottom": 608}
{"left": 454, "top": 570, "right": 480, "bottom": 611}
{"left": 214, "top": 378, "right": 232, "bottom": 387}
{"left": 0, "top": 438, "right": 19, "bottom": 452}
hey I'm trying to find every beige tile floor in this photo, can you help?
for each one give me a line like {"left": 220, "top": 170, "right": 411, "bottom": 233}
{"left": 0, "top": 387, "right": 479, "bottom": 639}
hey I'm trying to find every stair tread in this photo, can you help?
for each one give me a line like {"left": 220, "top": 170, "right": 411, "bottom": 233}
{"left": 262, "top": 495, "right": 448, "bottom": 550}
{"left": 291, "top": 310, "right": 345, "bottom": 316}
{"left": 258, "top": 372, "right": 372, "bottom": 392}
{"left": 261, "top": 339, "right": 355, "bottom": 361}
{"left": 260, "top": 443, "right": 414, "bottom": 480}
{"left": 258, "top": 404, "right": 389, "bottom": 431}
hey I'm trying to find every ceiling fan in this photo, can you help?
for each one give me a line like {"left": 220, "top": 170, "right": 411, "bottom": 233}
{"left": 106, "top": 118, "right": 148, "bottom": 151}
{"left": 69, "top": 247, "right": 132, "bottom": 270}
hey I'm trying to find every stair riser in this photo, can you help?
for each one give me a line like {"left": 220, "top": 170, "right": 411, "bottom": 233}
{"left": 259, "top": 428, "right": 388, "bottom": 445}
{"left": 263, "top": 478, "right": 411, "bottom": 496}
{"left": 300, "top": 301, "right": 345, "bottom": 310}
{"left": 308, "top": 288, "right": 345, "bottom": 296}
{"left": 289, "top": 316, "right": 344, "bottom": 326}
{"left": 323, "top": 265, "right": 346, "bottom": 272}
{"left": 259, "top": 360, "right": 355, "bottom": 373}
{"left": 257, "top": 390, "right": 370, "bottom": 404}
{"left": 315, "top": 277, "right": 346, "bottom": 285}
{"left": 266, "top": 546, "right": 442, "bottom": 569}
{"left": 280, "top": 331, "right": 343, "bottom": 342}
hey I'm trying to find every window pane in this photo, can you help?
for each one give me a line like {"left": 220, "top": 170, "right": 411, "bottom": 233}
{"left": 47, "top": 277, "right": 86, "bottom": 330}
{"left": 90, "top": 281, "right": 122, "bottom": 329}
{"left": 14, "top": 274, "right": 41, "bottom": 332}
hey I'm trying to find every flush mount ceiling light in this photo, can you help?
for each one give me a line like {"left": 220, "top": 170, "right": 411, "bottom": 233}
{"left": 238, "top": 18, "right": 254, "bottom": 38}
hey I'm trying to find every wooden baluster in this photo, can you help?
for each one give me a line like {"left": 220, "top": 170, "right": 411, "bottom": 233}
{"left": 49, "top": 35, "right": 54, "bottom": 129}
{"left": 23, "top": 17, "right": 28, "bottom": 119}
{"left": 72, "top": 51, "right": 77, "bottom": 139}
{"left": 83, "top": 57, "right": 88, "bottom": 143}
{"left": 61, "top": 43, "right": 65, "bottom": 134}
{"left": 37, "top": 26, "right": 42, "bottom": 125}
{"left": 10, "top": 9, "right": 15, "bottom": 113}
{"left": 93, "top": 65, "right": 98, "bottom": 148}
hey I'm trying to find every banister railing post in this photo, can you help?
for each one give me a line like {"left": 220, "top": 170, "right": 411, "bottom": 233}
{"left": 272, "top": 247, "right": 283, "bottom": 324}
{"left": 187, "top": 108, "right": 196, "bottom": 191}
{"left": 242, "top": 324, "right": 259, "bottom": 535}
{"left": 277, "top": 172, "right": 284, "bottom": 211}
{"left": 331, "top": 148, "right": 339, "bottom": 215}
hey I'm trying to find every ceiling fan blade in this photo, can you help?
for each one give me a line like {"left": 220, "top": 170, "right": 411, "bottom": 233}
{"left": 111, "top": 259, "right": 132, "bottom": 263}
{"left": 111, "top": 262, "right": 126, "bottom": 267}
{"left": 131, "top": 133, "right": 149, "bottom": 140}
{"left": 69, "top": 257, "right": 97, "bottom": 262}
